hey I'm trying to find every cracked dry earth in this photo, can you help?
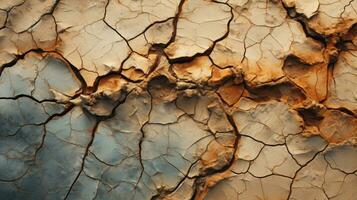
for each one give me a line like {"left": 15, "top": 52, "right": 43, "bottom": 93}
{"left": 1, "top": 0, "right": 357, "bottom": 200}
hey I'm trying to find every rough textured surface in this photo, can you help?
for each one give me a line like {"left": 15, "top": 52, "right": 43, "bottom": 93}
{"left": 0, "top": 0, "right": 356, "bottom": 199}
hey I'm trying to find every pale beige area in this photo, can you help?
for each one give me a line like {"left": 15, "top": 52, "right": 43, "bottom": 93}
{"left": 0, "top": 0, "right": 356, "bottom": 200}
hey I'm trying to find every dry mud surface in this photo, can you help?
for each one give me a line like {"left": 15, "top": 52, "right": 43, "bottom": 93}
{"left": 0, "top": 0, "right": 357, "bottom": 199}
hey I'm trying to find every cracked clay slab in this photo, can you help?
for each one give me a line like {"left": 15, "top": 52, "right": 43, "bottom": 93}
{"left": 0, "top": 0, "right": 357, "bottom": 200}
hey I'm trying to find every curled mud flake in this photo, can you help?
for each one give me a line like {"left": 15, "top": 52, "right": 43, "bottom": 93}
{"left": 172, "top": 56, "right": 213, "bottom": 84}
{"left": 242, "top": 19, "right": 325, "bottom": 86}
{"left": 78, "top": 91, "right": 126, "bottom": 117}
{"left": 283, "top": 56, "right": 328, "bottom": 101}
{"left": 306, "top": 0, "right": 357, "bottom": 35}
{"left": 79, "top": 69, "right": 98, "bottom": 88}
{"left": 244, "top": 81, "right": 308, "bottom": 105}
{"left": 121, "top": 52, "right": 158, "bottom": 82}
{"left": 76, "top": 79, "right": 129, "bottom": 117}
{"left": 144, "top": 19, "right": 174, "bottom": 47}
{"left": 208, "top": 66, "right": 236, "bottom": 86}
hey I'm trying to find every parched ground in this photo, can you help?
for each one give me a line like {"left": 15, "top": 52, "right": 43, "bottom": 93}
{"left": 0, "top": 0, "right": 357, "bottom": 199}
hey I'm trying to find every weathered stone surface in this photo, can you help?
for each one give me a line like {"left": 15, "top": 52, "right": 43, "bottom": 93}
{"left": 0, "top": 0, "right": 356, "bottom": 199}
{"left": 233, "top": 98, "right": 304, "bottom": 145}
{"left": 0, "top": 52, "right": 81, "bottom": 100}
{"left": 284, "top": 0, "right": 357, "bottom": 35}
{"left": 326, "top": 49, "right": 357, "bottom": 113}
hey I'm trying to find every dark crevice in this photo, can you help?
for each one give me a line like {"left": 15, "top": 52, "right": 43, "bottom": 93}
{"left": 11, "top": 0, "right": 61, "bottom": 34}
{"left": 0, "top": 48, "right": 45, "bottom": 76}
{"left": 164, "top": 0, "right": 186, "bottom": 48}
{"left": 34, "top": 104, "right": 75, "bottom": 157}
{"left": 281, "top": 2, "right": 327, "bottom": 46}
{"left": 189, "top": 113, "right": 240, "bottom": 200}
{"left": 167, "top": 2, "right": 234, "bottom": 64}
{"left": 63, "top": 120, "right": 100, "bottom": 200}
